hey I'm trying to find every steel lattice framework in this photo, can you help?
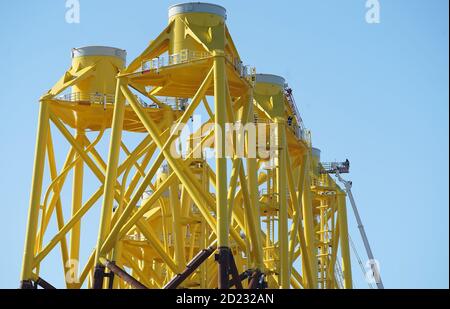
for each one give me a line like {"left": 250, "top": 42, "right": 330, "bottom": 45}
{"left": 20, "top": 2, "right": 353, "bottom": 289}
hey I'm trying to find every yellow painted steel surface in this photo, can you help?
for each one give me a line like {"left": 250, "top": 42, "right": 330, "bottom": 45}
{"left": 20, "top": 2, "right": 352, "bottom": 289}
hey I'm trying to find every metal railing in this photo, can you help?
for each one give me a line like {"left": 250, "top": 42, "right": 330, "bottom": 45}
{"left": 124, "top": 233, "right": 146, "bottom": 242}
{"left": 225, "top": 54, "right": 256, "bottom": 83}
{"left": 142, "top": 49, "right": 211, "bottom": 72}
{"left": 141, "top": 49, "right": 256, "bottom": 83}
{"left": 285, "top": 87, "right": 304, "bottom": 127}
{"left": 284, "top": 86, "right": 310, "bottom": 144}
{"left": 56, "top": 92, "right": 189, "bottom": 111}
{"left": 287, "top": 124, "right": 310, "bottom": 142}
{"left": 157, "top": 97, "right": 189, "bottom": 110}
{"left": 56, "top": 92, "right": 115, "bottom": 105}
{"left": 311, "top": 176, "right": 331, "bottom": 188}
{"left": 252, "top": 115, "right": 310, "bottom": 144}
{"left": 319, "top": 162, "right": 349, "bottom": 174}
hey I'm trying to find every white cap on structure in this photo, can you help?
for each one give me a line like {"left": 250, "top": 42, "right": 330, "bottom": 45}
{"left": 312, "top": 147, "right": 321, "bottom": 160}
{"left": 168, "top": 2, "right": 227, "bottom": 19}
{"left": 255, "top": 74, "right": 286, "bottom": 87}
{"left": 72, "top": 46, "right": 127, "bottom": 62}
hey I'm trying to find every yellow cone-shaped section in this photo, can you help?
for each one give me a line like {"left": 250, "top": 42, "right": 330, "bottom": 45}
{"left": 71, "top": 46, "right": 126, "bottom": 99}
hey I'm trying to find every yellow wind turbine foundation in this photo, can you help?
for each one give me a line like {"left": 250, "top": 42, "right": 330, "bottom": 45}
{"left": 20, "top": 2, "right": 355, "bottom": 289}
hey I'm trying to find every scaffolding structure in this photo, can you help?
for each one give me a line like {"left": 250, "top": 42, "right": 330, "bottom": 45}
{"left": 20, "top": 3, "right": 354, "bottom": 289}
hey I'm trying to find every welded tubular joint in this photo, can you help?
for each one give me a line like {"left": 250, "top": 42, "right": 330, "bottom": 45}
{"left": 103, "top": 259, "right": 148, "bottom": 289}
{"left": 164, "top": 244, "right": 217, "bottom": 289}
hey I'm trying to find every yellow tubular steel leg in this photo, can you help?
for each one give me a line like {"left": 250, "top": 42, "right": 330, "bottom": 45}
{"left": 276, "top": 118, "right": 289, "bottom": 289}
{"left": 70, "top": 130, "right": 84, "bottom": 283}
{"left": 20, "top": 99, "right": 50, "bottom": 288}
{"left": 213, "top": 51, "right": 230, "bottom": 289}
{"left": 169, "top": 178, "right": 185, "bottom": 271}
{"left": 302, "top": 154, "right": 318, "bottom": 288}
{"left": 337, "top": 192, "right": 353, "bottom": 288}
{"left": 93, "top": 78, "right": 126, "bottom": 288}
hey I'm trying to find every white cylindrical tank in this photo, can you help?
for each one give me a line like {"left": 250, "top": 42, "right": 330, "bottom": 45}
{"left": 168, "top": 2, "right": 226, "bottom": 19}
{"left": 312, "top": 147, "right": 321, "bottom": 161}
{"left": 255, "top": 74, "right": 286, "bottom": 87}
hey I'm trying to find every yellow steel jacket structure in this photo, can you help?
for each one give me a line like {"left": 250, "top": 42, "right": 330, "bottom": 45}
{"left": 20, "top": 2, "right": 353, "bottom": 289}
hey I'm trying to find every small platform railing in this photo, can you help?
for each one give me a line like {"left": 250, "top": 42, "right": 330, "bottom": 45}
{"left": 141, "top": 49, "right": 256, "bottom": 84}
{"left": 56, "top": 92, "right": 115, "bottom": 105}
{"left": 56, "top": 92, "right": 189, "bottom": 111}
{"left": 319, "top": 162, "right": 350, "bottom": 174}
{"left": 251, "top": 115, "right": 310, "bottom": 144}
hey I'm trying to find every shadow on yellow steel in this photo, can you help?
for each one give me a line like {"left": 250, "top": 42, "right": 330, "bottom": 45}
{"left": 20, "top": 2, "right": 353, "bottom": 290}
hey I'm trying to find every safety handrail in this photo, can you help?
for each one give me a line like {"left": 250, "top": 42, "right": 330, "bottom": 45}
{"left": 141, "top": 49, "right": 256, "bottom": 83}
{"left": 56, "top": 92, "right": 115, "bottom": 104}
{"left": 250, "top": 115, "right": 310, "bottom": 144}
{"left": 56, "top": 92, "right": 189, "bottom": 111}
{"left": 141, "top": 49, "right": 211, "bottom": 72}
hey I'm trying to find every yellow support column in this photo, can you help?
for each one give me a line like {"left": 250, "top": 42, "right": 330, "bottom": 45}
{"left": 254, "top": 74, "right": 289, "bottom": 288}
{"left": 337, "top": 192, "right": 353, "bottom": 288}
{"left": 20, "top": 99, "right": 50, "bottom": 288}
{"left": 245, "top": 95, "right": 265, "bottom": 271}
{"left": 247, "top": 157, "right": 264, "bottom": 269}
{"left": 169, "top": 178, "right": 185, "bottom": 271}
{"left": 213, "top": 51, "right": 230, "bottom": 289}
{"left": 274, "top": 116, "right": 289, "bottom": 288}
{"left": 302, "top": 156, "right": 318, "bottom": 288}
{"left": 70, "top": 130, "right": 84, "bottom": 283}
{"left": 93, "top": 77, "right": 126, "bottom": 289}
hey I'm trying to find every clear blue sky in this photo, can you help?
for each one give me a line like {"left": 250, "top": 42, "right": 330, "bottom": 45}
{"left": 0, "top": 0, "right": 448, "bottom": 289}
